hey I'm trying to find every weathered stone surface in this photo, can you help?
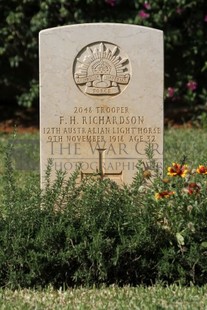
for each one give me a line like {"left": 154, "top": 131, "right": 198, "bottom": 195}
{"left": 39, "top": 23, "right": 163, "bottom": 186}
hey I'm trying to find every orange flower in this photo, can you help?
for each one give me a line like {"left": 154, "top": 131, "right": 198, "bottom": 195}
{"left": 155, "top": 190, "right": 175, "bottom": 200}
{"left": 143, "top": 170, "right": 152, "bottom": 179}
{"left": 185, "top": 182, "right": 201, "bottom": 195}
{"left": 162, "top": 178, "right": 170, "bottom": 184}
{"left": 196, "top": 165, "right": 207, "bottom": 174}
{"left": 167, "top": 163, "right": 189, "bottom": 178}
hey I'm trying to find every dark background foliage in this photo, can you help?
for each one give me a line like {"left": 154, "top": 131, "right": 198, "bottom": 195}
{"left": 0, "top": 0, "right": 206, "bottom": 111}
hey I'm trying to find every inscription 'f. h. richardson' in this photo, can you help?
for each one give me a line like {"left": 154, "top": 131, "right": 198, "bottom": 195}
{"left": 73, "top": 42, "right": 131, "bottom": 97}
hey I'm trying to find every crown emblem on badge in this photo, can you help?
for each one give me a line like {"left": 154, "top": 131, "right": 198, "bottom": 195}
{"left": 74, "top": 42, "right": 131, "bottom": 96}
{"left": 92, "top": 60, "right": 111, "bottom": 75}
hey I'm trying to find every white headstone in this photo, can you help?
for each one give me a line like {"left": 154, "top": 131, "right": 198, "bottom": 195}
{"left": 39, "top": 23, "right": 163, "bottom": 186}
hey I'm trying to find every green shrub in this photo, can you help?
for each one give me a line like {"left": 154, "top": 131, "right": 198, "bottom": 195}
{"left": 1, "top": 138, "right": 207, "bottom": 288}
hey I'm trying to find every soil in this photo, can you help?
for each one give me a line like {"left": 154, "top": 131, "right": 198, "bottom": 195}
{"left": 0, "top": 102, "right": 194, "bottom": 134}
{"left": 0, "top": 103, "right": 39, "bottom": 133}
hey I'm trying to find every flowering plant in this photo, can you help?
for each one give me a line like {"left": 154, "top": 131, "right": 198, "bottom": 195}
{"left": 126, "top": 150, "right": 206, "bottom": 285}
{"left": 155, "top": 162, "right": 207, "bottom": 200}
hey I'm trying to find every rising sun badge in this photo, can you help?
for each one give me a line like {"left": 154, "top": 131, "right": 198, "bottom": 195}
{"left": 73, "top": 42, "right": 131, "bottom": 97}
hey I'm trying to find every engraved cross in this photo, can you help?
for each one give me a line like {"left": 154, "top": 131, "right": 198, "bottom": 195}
{"left": 81, "top": 148, "right": 123, "bottom": 182}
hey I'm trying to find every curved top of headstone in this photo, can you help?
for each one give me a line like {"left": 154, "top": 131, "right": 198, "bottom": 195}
{"left": 40, "top": 22, "right": 163, "bottom": 33}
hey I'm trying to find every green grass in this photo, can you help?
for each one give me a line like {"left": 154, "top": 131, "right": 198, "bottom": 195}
{"left": 0, "top": 132, "right": 39, "bottom": 169}
{"left": 1, "top": 285, "right": 207, "bottom": 309}
{"left": 0, "top": 132, "right": 39, "bottom": 190}
{"left": 164, "top": 128, "right": 207, "bottom": 168}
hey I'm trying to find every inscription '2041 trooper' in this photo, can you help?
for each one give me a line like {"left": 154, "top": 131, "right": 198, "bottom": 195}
{"left": 73, "top": 42, "right": 131, "bottom": 97}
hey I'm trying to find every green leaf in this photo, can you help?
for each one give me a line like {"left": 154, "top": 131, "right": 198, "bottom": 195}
{"left": 176, "top": 233, "right": 185, "bottom": 246}
{"left": 200, "top": 242, "right": 207, "bottom": 249}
